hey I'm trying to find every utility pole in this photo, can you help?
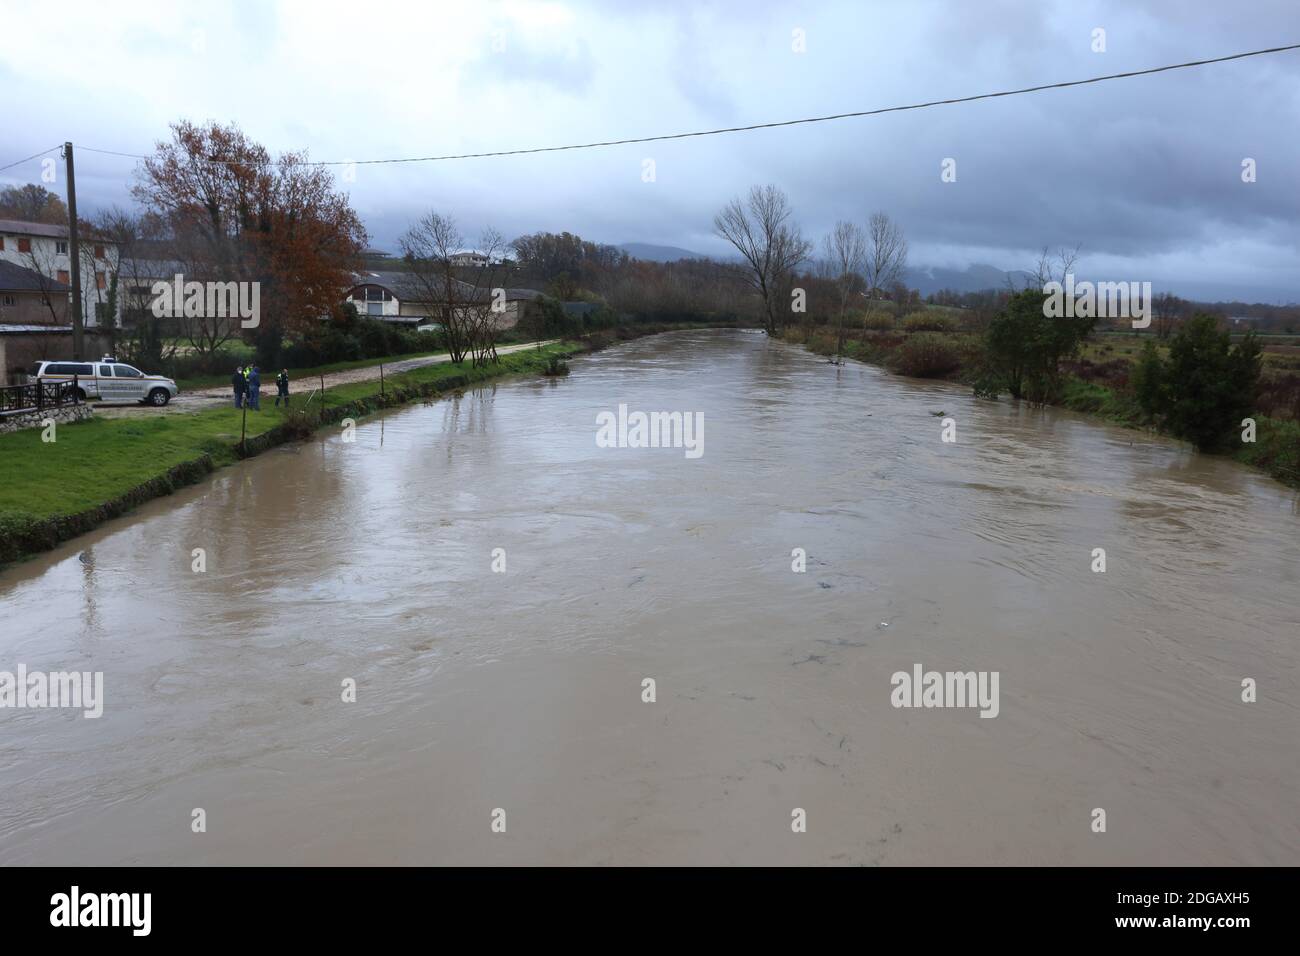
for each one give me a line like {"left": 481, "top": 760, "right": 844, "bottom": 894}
{"left": 64, "top": 142, "right": 84, "bottom": 360}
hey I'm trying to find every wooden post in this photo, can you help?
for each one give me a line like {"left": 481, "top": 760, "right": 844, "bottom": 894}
{"left": 320, "top": 373, "right": 326, "bottom": 421}
{"left": 380, "top": 362, "right": 385, "bottom": 398}
{"left": 240, "top": 399, "right": 248, "bottom": 456}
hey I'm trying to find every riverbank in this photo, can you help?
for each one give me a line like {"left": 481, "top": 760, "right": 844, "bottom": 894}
{"left": 0, "top": 341, "right": 583, "bottom": 567}
{"left": 0, "top": 320, "right": 752, "bottom": 567}
{"left": 781, "top": 325, "right": 1300, "bottom": 490}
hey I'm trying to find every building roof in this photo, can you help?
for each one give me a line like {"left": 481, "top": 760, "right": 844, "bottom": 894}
{"left": 0, "top": 259, "right": 72, "bottom": 293}
{"left": 117, "top": 258, "right": 188, "bottom": 280}
{"left": 0, "top": 218, "right": 112, "bottom": 243}
{"left": 346, "top": 270, "right": 541, "bottom": 304}
{"left": 0, "top": 324, "right": 75, "bottom": 334}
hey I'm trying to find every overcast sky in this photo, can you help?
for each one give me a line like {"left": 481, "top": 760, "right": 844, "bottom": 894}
{"left": 2, "top": 0, "right": 1297, "bottom": 301}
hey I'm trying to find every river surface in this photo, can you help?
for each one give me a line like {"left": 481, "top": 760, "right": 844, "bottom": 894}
{"left": 1, "top": 329, "right": 1297, "bottom": 865}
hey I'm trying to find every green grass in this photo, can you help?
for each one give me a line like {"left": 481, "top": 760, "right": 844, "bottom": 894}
{"left": 0, "top": 342, "right": 581, "bottom": 525}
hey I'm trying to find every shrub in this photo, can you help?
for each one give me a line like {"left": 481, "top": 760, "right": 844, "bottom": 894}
{"left": 1139, "top": 314, "right": 1263, "bottom": 451}
{"left": 891, "top": 333, "right": 962, "bottom": 378}
{"left": 978, "top": 289, "right": 1095, "bottom": 401}
{"left": 861, "top": 311, "right": 894, "bottom": 331}
{"left": 901, "top": 311, "right": 954, "bottom": 333}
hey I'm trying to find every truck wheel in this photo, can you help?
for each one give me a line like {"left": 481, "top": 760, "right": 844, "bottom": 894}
{"left": 147, "top": 388, "right": 171, "bottom": 407}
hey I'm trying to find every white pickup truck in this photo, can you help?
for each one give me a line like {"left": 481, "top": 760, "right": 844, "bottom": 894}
{"left": 30, "top": 357, "right": 181, "bottom": 406}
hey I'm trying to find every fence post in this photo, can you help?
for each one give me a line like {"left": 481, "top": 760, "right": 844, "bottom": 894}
{"left": 380, "top": 362, "right": 385, "bottom": 399}
{"left": 35, "top": 379, "right": 43, "bottom": 411}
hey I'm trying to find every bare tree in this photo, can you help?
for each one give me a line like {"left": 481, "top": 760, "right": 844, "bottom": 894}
{"left": 822, "top": 220, "right": 866, "bottom": 361}
{"left": 1152, "top": 291, "right": 1185, "bottom": 339}
{"left": 96, "top": 208, "right": 180, "bottom": 369}
{"left": 460, "top": 227, "right": 512, "bottom": 366}
{"left": 400, "top": 213, "right": 510, "bottom": 366}
{"left": 20, "top": 243, "right": 67, "bottom": 325}
{"left": 1030, "top": 244, "right": 1080, "bottom": 289}
{"left": 863, "top": 212, "right": 909, "bottom": 298}
{"left": 714, "top": 185, "right": 811, "bottom": 335}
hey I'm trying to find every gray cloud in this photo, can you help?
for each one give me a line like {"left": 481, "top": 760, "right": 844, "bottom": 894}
{"left": 1, "top": 0, "right": 1296, "bottom": 301}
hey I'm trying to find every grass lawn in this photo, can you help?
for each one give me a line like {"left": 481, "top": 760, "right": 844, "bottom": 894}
{"left": 0, "top": 342, "right": 580, "bottom": 525}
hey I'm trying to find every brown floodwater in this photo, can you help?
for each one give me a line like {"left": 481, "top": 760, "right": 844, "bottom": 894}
{"left": 1, "top": 329, "right": 1297, "bottom": 865}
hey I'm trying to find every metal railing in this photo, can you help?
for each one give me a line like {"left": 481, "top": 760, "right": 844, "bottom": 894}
{"left": 0, "top": 379, "right": 82, "bottom": 416}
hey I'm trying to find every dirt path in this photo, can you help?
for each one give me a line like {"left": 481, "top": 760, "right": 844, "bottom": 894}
{"left": 91, "top": 341, "right": 558, "bottom": 419}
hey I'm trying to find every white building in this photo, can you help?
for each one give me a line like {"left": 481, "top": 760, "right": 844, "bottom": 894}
{"left": 344, "top": 270, "right": 542, "bottom": 329}
{"left": 0, "top": 219, "right": 121, "bottom": 329}
{"left": 448, "top": 250, "right": 492, "bottom": 268}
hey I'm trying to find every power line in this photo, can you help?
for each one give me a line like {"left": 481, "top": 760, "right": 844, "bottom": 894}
{"left": 0, "top": 143, "right": 63, "bottom": 174}
{"left": 52, "top": 41, "right": 1300, "bottom": 171}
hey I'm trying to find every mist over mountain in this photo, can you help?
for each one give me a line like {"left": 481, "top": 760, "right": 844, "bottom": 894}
{"left": 617, "top": 243, "right": 709, "bottom": 263}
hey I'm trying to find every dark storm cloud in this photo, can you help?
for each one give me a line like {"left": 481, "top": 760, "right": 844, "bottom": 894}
{"left": 1, "top": 0, "right": 1296, "bottom": 300}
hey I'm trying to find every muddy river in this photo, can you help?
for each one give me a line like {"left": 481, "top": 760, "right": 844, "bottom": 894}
{"left": 1, "top": 329, "right": 1296, "bottom": 865}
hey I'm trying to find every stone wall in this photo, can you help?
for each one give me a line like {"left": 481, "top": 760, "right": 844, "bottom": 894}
{"left": 0, "top": 402, "right": 93, "bottom": 434}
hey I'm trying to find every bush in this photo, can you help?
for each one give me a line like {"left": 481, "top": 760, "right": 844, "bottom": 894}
{"left": 901, "top": 311, "right": 954, "bottom": 333}
{"left": 1136, "top": 314, "right": 1262, "bottom": 451}
{"left": 861, "top": 311, "right": 894, "bottom": 331}
{"left": 978, "top": 289, "right": 1095, "bottom": 401}
{"left": 891, "top": 333, "right": 962, "bottom": 378}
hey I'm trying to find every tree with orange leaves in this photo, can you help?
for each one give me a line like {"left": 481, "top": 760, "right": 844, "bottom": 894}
{"left": 132, "top": 120, "right": 366, "bottom": 366}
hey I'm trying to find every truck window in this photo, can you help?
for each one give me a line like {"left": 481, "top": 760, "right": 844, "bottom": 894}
{"left": 113, "top": 366, "right": 142, "bottom": 377}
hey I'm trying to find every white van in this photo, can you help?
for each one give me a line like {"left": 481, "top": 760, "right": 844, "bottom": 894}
{"left": 30, "top": 358, "right": 180, "bottom": 406}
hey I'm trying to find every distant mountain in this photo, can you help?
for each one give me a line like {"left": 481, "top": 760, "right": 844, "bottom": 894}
{"left": 618, "top": 242, "right": 709, "bottom": 263}
{"left": 905, "top": 263, "right": 1033, "bottom": 296}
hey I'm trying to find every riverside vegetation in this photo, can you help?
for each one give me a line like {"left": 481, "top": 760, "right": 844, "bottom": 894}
{"left": 782, "top": 294, "right": 1300, "bottom": 489}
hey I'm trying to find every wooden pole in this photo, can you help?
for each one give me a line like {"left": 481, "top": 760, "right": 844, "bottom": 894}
{"left": 64, "top": 143, "right": 85, "bottom": 360}
{"left": 380, "top": 362, "right": 385, "bottom": 398}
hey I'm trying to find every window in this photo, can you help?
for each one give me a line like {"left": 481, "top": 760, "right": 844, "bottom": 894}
{"left": 1, "top": 295, "right": 14, "bottom": 307}
{"left": 57, "top": 270, "right": 70, "bottom": 284}
{"left": 113, "top": 366, "right": 142, "bottom": 378}
{"left": 17, "top": 237, "right": 31, "bottom": 253}
{"left": 94, "top": 244, "right": 105, "bottom": 259}
{"left": 56, "top": 241, "right": 68, "bottom": 254}
{"left": 96, "top": 272, "right": 106, "bottom": 290}
{"left": 47, "top": 363, "right": 93, "bottom": 376}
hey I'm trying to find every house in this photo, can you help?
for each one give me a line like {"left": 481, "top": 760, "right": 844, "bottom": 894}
{"left": 343, "top": 271, "right": 543, "bottom": 329}
{"left": 0, "top": 218, "right": 122, "bottom": 329}
{"left": 448, "top": 251, "right": 490, "bottom": 268}
{"left": 0, "top": 260, "right": 108, "bottom": 384}
{"left": 116, "top": 257, "right": 188, "bottom": 321}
